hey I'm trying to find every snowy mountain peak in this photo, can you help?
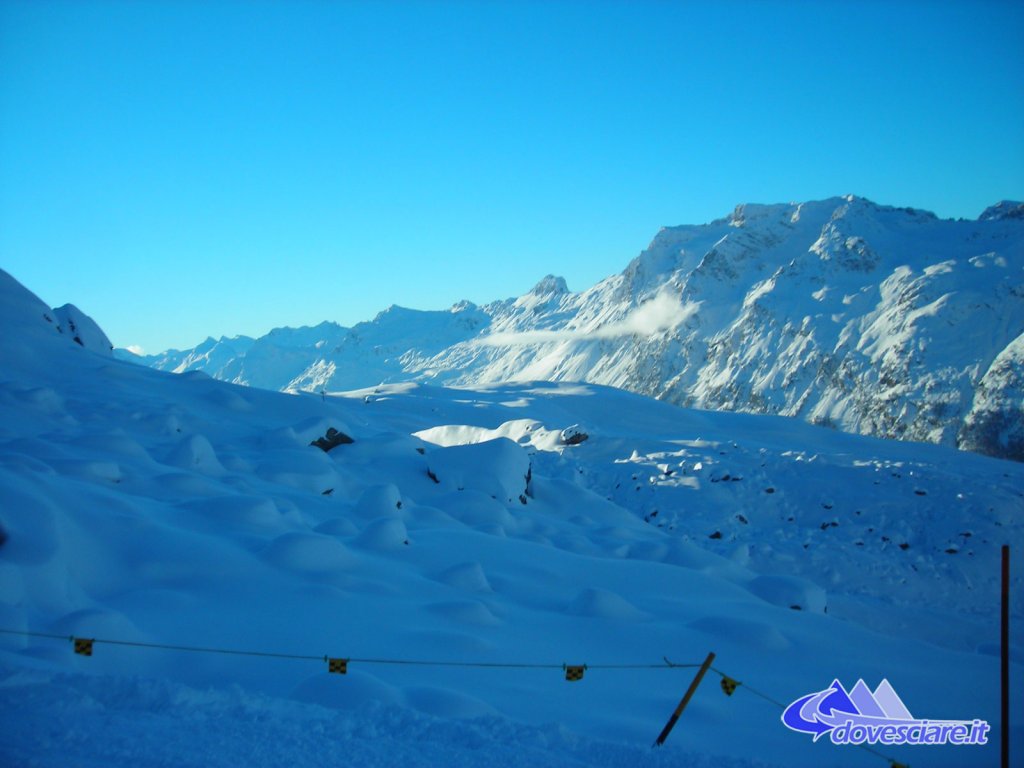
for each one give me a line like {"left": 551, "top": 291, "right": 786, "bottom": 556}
{"left": 979, "top": 200, "right": 1024, "bottom": 221}
{"left": 728, "top": 201, "right": 795, "bottom": 228}
{"left": 529, "top": 274, "right": 570, "bottom": 295}
{"left": 128, "top": 197, "right": 1024, "bottom": 461}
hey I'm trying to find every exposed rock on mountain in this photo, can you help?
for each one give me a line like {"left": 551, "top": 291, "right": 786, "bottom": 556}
{"left": 128, "top": 197, "right": 1024, "bottom": 460}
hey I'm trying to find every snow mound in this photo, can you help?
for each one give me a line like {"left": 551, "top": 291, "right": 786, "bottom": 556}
{"left": 426, "top": 438, "right": 532, "bottom": 504}
{"left": 355, "top": 484, "right": 404, "bottom": 519}
{"left": 434, "top": 561, "right": 493, "bottom": 592}
{"left": 415, "top": 418, "right": 557, "bottom": 450}
{"left": 747, "top": 574, "right": 827, "bottom": 613}
{"left": 255, "top": 449, "right": 339, "bottom": 493}
{"left": 0, "top": 478, "right": 60, "bottom": 565}
{"left": 164, "top": 434, "right": 226, "bottom": 475}
{"left": 179, "top": 495, "right": 286, "bottom": 531}
{"left": 314, "top": 516, "right": 359, "bottom": 537}
{"left": 405, "top": 685, "right": 499, "bottom": 718}
{"left": 263, "top": 532, "right": 359, "bottom": 574}
{"left": 353, "top": 517, "right": 410, "bottom": 551}
{"left": 426, "top": 600, "right": 502, "bottom": 627}
{"left": 289, "top": 669, "right": 404, "bottom": 710}
{"left": 567, "top": 587, "right": 649, "bottom": 621}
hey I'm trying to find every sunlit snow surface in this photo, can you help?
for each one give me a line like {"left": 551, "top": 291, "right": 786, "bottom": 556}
{"left": 1, "top": 270, "right": 1022, "bottom": 767}
{"left": 132, "top": 197, "right": 1024, "bottom": 460}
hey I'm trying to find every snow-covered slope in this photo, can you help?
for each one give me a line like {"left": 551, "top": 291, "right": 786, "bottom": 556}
{"left": 959, "top": 331, "right": 1024, "bottom": 461}
{"left": 0, "top": 268, "right": 113, "bottom": 358}
{"left": 130, "top": 196, "right": 1024, "bottom": 461}
{"left": 2, "top": 270, "right": 1021, "bottom": 767}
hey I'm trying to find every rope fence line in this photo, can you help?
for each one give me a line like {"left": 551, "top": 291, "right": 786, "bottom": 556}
{"left": 1, "top": 627, "right": 905, "bottom": 766}
{"left": 711, "top": 665, "right": 789, "bottom": 708}
{"left": 0, "top": 627, "right": 697, "bottom": 674}
{"left": 708, "top": 666, "right": 906, "bottom": 768}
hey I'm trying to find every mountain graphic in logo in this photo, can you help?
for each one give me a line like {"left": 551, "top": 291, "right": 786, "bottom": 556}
{"left": 782, "top": 679, "right": 989, "bottom": 747}
{"left": 783, "top": 679, "right": 912, "bottom": 740}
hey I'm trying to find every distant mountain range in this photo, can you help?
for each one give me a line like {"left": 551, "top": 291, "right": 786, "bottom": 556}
{"left": 124, "top": 196, "right": 1024, "bottom": 461}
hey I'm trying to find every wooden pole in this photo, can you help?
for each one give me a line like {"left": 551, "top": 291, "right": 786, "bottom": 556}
{"left": 1002, "top": 545, "right": 1009, "bottom": 768}
{"left": 654, "top": 651, "right": 715, "bottom": 747}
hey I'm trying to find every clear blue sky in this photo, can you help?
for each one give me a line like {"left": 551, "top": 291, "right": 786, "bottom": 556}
{"left": 2, "top": 0, "right": 1022, "bottom": 353}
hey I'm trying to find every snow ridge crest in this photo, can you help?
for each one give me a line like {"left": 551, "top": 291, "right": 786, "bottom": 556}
{"left": 127, "top": 197, "right": 1024, "bottom": 461}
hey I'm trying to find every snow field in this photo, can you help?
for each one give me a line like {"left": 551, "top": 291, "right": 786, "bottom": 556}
{"left": 1, "top": 269, "right": 1021, "bottom": 766}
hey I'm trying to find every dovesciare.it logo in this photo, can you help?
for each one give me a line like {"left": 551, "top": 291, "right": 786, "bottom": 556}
{"left": 782, "top": 679, "right": 990, "bottom": 747}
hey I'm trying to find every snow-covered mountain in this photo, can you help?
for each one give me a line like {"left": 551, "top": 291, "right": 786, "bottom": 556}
{"left": 0, "top": 271, "right": 113, "bottom": 358}
{"left": 129, "top": 322, "right": 350, "bottom": 392}
{"left": 129, "top": 196, "right": 1024, "bottom": 461}
{"left": 2, "top": 267, "right": 1022, "bottom": 766}
{"left": 125, "top": 305, "right": 491, "bottom": 392}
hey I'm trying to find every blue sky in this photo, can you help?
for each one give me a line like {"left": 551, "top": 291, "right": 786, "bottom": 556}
{"left": 2, "top": 0, "right": 1022, "bottom": 353}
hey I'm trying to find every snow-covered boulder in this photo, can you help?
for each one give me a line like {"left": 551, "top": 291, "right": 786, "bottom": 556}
{"left": 426, "top": 437, "right": 532, "bottom": 504}
{"left": 560, "top": 424, "right": 589, "bottom": 446}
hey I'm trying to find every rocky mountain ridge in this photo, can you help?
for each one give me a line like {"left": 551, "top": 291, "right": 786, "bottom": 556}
{"left": 128, "top": 196, "right": 1024, "bottom": 460}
